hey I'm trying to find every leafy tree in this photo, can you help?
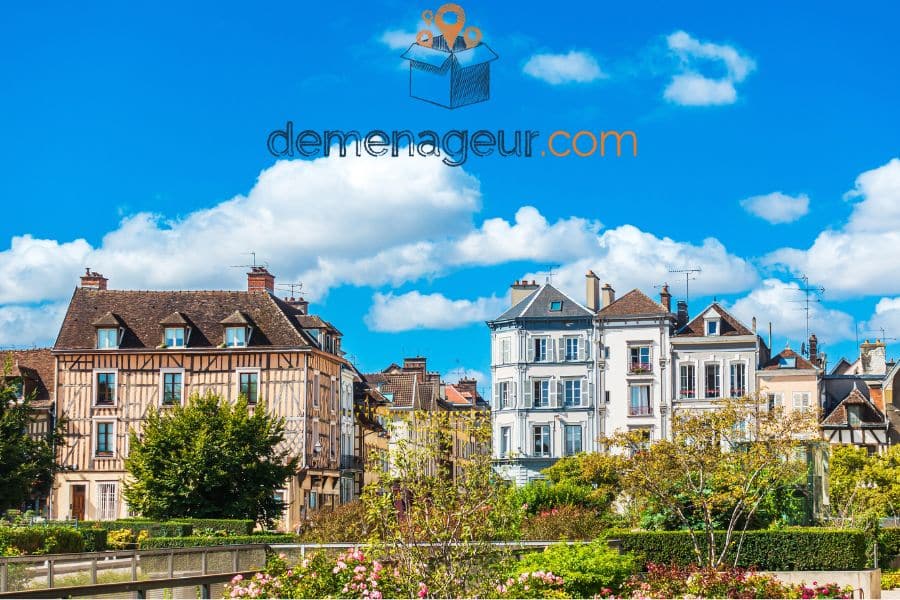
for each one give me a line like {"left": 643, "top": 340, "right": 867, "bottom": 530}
{"left": 829, "top": 444, "right": 900, "bottom": 526}
{"left": 542, "top": 452, "right": 625, "bottom": 511}
{"left": 604, "top": 395, "right": 819, "bottom": 568}
{"left": 0, "top": 356, "right": 61, "bottom": 513}
{"left": 124, "top": 392, "right": 297, "bottom": 526}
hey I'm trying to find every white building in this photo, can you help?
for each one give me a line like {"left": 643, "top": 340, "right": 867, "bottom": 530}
{"left": 488, "top": 280, "right": 597, "bottom": 485}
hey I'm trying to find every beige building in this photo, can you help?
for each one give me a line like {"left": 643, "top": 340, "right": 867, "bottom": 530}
{"left": 757, "top": 346, "right": 820, "bottom": 414}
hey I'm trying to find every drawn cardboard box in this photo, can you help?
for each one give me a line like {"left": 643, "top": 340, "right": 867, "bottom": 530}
{"left": 402, "top": 35, "right": 498, "bottom": 109}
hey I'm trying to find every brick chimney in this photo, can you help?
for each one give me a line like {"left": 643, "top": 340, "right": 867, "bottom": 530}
{"left": 808, "top": 334, "right": 818, "bottom": 366}
{"left": 585, "top": 270, "right": 600, "bottom": 312}
{"left": 247, "top": 266, "right": 275, "bottom": 294}
{"left": 676, "top": 301, "right": 689, "bottom": 330}
{"left": 455, "top": 377, "right": 478, "bottom": 396}
{"left": 659, "top": 284, "right": 671, "bottom": 312}
{"left": 601, "top": 283, "right": 615, "bottom": 308}
{"left": 510, "top": 279, "right": 539, "bottom": 307}
{"left": 80, "top": 268, "right": 108, "bottom": 290}
{"left": 285, "top": 296, "right": 309, "bottom": 315}
{"left": 402, "top": 357, "right": 427, "bottom": 381}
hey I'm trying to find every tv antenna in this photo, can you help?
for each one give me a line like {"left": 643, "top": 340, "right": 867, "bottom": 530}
{"left": 276, "top": 283, "right": 304, "bottom": 298}
{"left": 789, "top": 274, "right": 824, "bottom": 351}
{"left": 668, "top": 267, "right": 702, "bottom": 304}
{"left": 863, "top": 327, "right": 896, "bottom": 343}
{"left": 535, "top": 266, "right": 559, "bottom": 284}
{"left": 230, "top": 251, "right": 268, "bottom": 270}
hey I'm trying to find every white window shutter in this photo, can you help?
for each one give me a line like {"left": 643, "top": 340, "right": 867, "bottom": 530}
{"left": 549, "top": 377, "right": 558, "bottom": 407}
{"left": 578, "top": 337, "right": 585, "bottom": 360}
{"left": 557, "top": 339, "right": 564, "bottom": 361}
{"left": 493, "top": 383, "right": 500, "bottom": 410}
{"left": 523, "top": 380, "right": 532, "bottom": 408}
{"left": 527, "top": 338, "right": 535, "bottom": 362}
{"left": 582, "top": 379, "right": 589, "bottom": 405}
{"left": 511, "top": 381, "right": 518, "bottom": 407}
{"left": 588, "top": 382, "right": 594, "bottom": 406}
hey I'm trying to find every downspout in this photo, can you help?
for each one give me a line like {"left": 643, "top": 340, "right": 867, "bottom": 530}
{"left": 50, "top": 354, "right": 60, "bottom": 521}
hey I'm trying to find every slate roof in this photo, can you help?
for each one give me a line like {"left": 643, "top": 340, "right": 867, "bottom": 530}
{"left": 676, "top": 302, "right": 753, "bottom": 337}
{"left": 761, "top": 348, "right": 816, "bottom": 370}
{"left": 598, "top": 289, "right": 668, "bottom": 318}
{"left": 1, "top": 349, "right": 54, "bottom": 406}
{"left": 491, "top": 284, "right": 593, "bottom": 322}
{"left": 821, "top": 382, "right": 885, "bottom": 426}
{"left": 55, "top": 288, "right": 315, "bottom": 350}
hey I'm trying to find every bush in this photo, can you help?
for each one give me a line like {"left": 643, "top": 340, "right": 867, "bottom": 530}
{"left": 0, "top": 525, "right": 84, "bottom": 554}
{"left": 103, "top": 519, "right": 193, "bottom": 538}
{"left": 520, "top": 505, "right": 610, "bottom": 541}
{"left": 879, "top": 528, "right": 900, "bottom": 568}
{"left": 610, "top": 528, "right": 868, "bottom": 571}
{"left": 79, "top": 527, "right": 107, "bottom": 552}
{"left": 514, "top": 481, "right": 599, "bottom": 515}
{"left": 883, "top": 570, "right": 900, "bottom": 591}
{"left": 138, "top": 534, "right": 294, "bottom": 549}
{"left": 170, "top": 518, "right": 254, "bottom": 536}
{"left": 297, "top": 502, "right": 370, "bottom": 543}
{"left": 515, "top": 541, "right": 636, "bottom": 598}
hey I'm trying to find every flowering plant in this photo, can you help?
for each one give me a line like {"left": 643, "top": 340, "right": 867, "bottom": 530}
{"left": 494, "top": 570, "right": 567, "bottom": 599}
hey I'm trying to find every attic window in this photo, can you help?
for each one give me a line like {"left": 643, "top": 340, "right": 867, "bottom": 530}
{"left": 225, "top": 327, "right": 247, "bottom": 348}
{"left": 549, "top": 301, "right": 563, "bottom": 312}
{"left": 97, "top": 328, "right": 119, "bottom": 349}
{"left": 165, "top": 327, "right": 186, "bottom": 349}
{"left": 706, "top": 319, "right": 719, "bottom": 336}
{"left": 780, "top": 357, "right": 797, "bottom": 368}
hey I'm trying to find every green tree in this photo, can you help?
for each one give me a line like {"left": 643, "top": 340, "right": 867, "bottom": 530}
{"left": 0, "top": 356, "right": 61, "bottom": 513}
{"left": 124, "top": 392, "right": 297, "bottom": 526}
{"left": 829, "top": 444, "right": 900, "bottom": 526}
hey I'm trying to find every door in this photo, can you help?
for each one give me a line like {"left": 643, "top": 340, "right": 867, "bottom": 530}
{"left": 71, "top": 485, "right": 86, "bottom": 521}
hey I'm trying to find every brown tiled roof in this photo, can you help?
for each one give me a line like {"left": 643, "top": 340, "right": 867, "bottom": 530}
{"left": 598, "top": 289, "right": 668, "bottom": 318}
{"left": 92, "top": 312, "right": 123, "bottom": 327}
{"left": 762, "top": 348, "right": 816, "bottom": 370}
{"left": 160, "top": 311, "right": 190, "bottom": 326}
{"left": 1, "top": 349, "right": 54, "bottom": 407}
{"left": 821, "top": 384, "right": 884, "bottom": 426}
{"left": 55, "top": 288, "right": 313, "bottom": 350}
{"left": 677, "top": 302, "right": 753, "bottom": 337}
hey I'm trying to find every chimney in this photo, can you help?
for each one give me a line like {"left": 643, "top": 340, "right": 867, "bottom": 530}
{"left": 676, "top": 301, "right": 689, "bottom": 330}
{"left": 808, "top": 334, "right": 818, "bottom": 365}
{"left": 860, "top": 339, "right": 887, "bottom": 376}
{"left": 510, "top": 279, "right": 540, "bottom": 307}
{"left": 752, "top": 316, "right": 757, "bottom": 333}
{"left": 247, "top": 266, "right": 275, "bottom": 294}
{"left": 585, "top": 270, "right": 600, "bottom": 312}
{"left": 285, "top": 296, "right": 309, "bottom": 315}
{"left": 659, "top": 284, "right": 671, "bottom": 312}
{"left": 402, "top": 357, "right": 427, "bottom": 380}
{"left": 455, "top": 377, "right": 478, "bottom": 396}
{"left": 80, "top": 268, "right": 108, "bottom": 290}
{"left": 601, "top": 283, "right": 616, "bottom": 308}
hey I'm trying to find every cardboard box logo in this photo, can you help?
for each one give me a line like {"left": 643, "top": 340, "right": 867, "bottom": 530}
{"left": 401, "top": 4, "right": 498, "bottom": 109}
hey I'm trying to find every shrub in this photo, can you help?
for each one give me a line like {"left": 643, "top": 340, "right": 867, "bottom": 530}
{"left": 609, "top": 528, "right": 867, "bottom": 570}
{"left": 514, "top": 481, "right": 599, "bottom": 515}
{"left": 138, "top": 534, "right": 294, "bottom": 549}
{"left": 883, "top": 570, "right": 900, "bottom": 591}
{"left": 101, "top": 519, "right": 193, "bottom": 538}
{"left": 79, "top": 527, "right": 107, "bottom": 552}
{"left": 106, "top": 528, "right": 134, "bottom": 550}
{"left": 0, "top": 525, "right": 84, "bottom": 554}
{"left": 170, "top": 518, "right": 254, "bottom": 536}
{"left": 516, "top": 541, "right": 636, "bottom": 598}
{"left": 879, "top": 528, "right": 900, "bottom": 568}
{"left": 297, "top": 502, "right": 370, "bottom": 543}
{"left": 520, "top": 505, "right": 609, "bottom": 541}
{"left": 494, "top": 571, "right": 567, "bottom": 599}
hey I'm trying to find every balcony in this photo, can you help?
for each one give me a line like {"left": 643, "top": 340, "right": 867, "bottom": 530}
{"left": 628, "top": 404, "right": 653, "bottom": 417}
{"left": 628, "top": 362, "right": 653, "bottom": 375}
{"left": 340, "top": 454, "right": 363, "bottom": 471}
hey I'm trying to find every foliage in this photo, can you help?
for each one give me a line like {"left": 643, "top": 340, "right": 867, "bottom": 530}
{"left": 543, "top": 452, "right": 625, "bottom": 508}
{"left": 494, "top": 571, "right": 567, "bottom": 599}
{"left": 520, "top": 504, "right": 610, "bottom": 541}
{"left": 879, "top": 527, "right": 900, "bottom": 568}
{"left": 882, "top": 570, "right": 900, "bottom": 591}
{"left": 123, "top": 392, "right": 298, "bottom": 527}
{"left": 99, "top": 519, "right": 194, "bottom": 538}
{"left": 828, "top": 445, "right": 900, "bottom": 526}
{"left": 170, "top": 517, "right": 254, "bottom": 536}
{"left": 0, "top": 525, "right": 84, "bottom": 554}
{"left": 138, "top": 533, "right": 294, "bottom": 548}
{"left": 514, "top": 480, "right": 598, "bottom": 515}
{"left": 604, "top": 396, "right": 819, "bottom": 567}
{"left": 106, "top": 528, "right": 134, "bottom": 549}
{"left": 0, "top": 355, "right": 64, "bottom": 512}
{"left": 610, "top": 528, "right": 868, "bottom": 570}
{"left": 515, "top": 541, "right": 635, "bottom": 597}
{"left": 79, "top": 527, "right": 107, "bottom": 551}
{"left": 361, "top": 410, "right": 521, "bottom": 598}
{"left": 297, "top": 501, "right": 371, "bottom": 543}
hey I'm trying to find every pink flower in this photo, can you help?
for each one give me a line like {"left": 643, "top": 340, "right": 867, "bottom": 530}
{"left": 418, "top": 582, "right": 429, "bottom": 598}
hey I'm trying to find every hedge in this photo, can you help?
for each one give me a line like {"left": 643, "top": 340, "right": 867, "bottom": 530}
{"left": 0, "top": 526, "right": 85, "bottom": 555}
{"left": 99, "top": 520, "right": 193, "bottom": 538}
{"left": 138, "top": 534, "right": 295, "bottom": 549}
{"left": 169, "top": 518, "right": 255, "bottom": 536}
{"left": 880, "top": 528, "right": 900, "bottom": 568}
{"left": 79, "top": 528, "right": 108, "bottom": 552}
{"left": 608, "top": 528, "right": 868, "bottom": 570}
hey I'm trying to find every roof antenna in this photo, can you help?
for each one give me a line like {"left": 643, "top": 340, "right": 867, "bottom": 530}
{"left": 276, "top": 283, "right": 304, "bottom": 298}
{"left": 668, "top": 266, "right": 702, "bottom": 304}
{"left": 230, "top": 251, "right": 269, "bottom": 270}
{"left": 788, "top": 274, "right": 825, "bottom": 352}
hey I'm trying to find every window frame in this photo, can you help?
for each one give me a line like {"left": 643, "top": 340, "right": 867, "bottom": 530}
{"left": 564, "top": 424, "right": 583, "bottom": 456}
{"left": 532, "top": 424, "right": 551, "bottom": 457}
{"left": 160, "top": 368, "right": 185, "bottom": 406}
{"left": 93, "top": 369, "right": 118, "bottom": 407}
{"left": 533, "top": 379, "right": 550, "bottom": 408}
{"left": 628, "top": 384, "right": 652, "bottom": 416}
{"left": 704, "top": 363, "right": 721, "bottom": 398}
{"left": 237, "top": 369, "right": 260, "bottom": 404}
{"left": 533, "top": 337, "right": 548, "bottom": 362}
{"left": 498, "top": 381, "right": 510, "bottom": 408}
{"left": 500, "top": 426, "right": 511, "bottom": 457}
{"left": 563, "top": 378, "right": 582, "bottom": 407}
{"left": 679, "top": 363, "right": 696, "bottom": 399}
{"left": 564, "top": 337, "right": 579, "bottom": 361}
{"left": 225, "top": 326, "right": 248, "bottom": 348}
{"left": 164, "top": 327, "right": 186, "bottom": 349}
{"left": 792, "top": 391, "right": 811, "bottom": 412}
{"left": 96, "top": 328, "right": 119, "bottom": 350}
{"left": 93, "top": 419, "right": 116, "bottom": 457}
{"left": 96, "top": 481, "right": 118, "bottom": 521}
{"left": 729, "top": 362, "right": 747, "bottom": 397}
{"left": 500, "top": 338, "right": 511, "bottom": 363}
{"left": 629, "top": 345, "right": 652, "bottom": 374}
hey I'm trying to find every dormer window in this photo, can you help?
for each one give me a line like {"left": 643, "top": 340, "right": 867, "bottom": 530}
{"left": 706, "top": 319, "right": 719, "bottom": 335}
{"left": 97, "top": 328, "right": 119, "bottom": 349}
{"left": 549, "top": 300, "right": 563, "bottom": 311}
{"left": 165, "top": 327, "right": 186, "bottom": 349}
{"left": 703, "top": 308, "right": 722, "bottom": 336}
{"left": 160, "top": 312, "right": 191, "bottom": 349}
{"left": 225, "top": 327, "right": 247, "bottom": 348}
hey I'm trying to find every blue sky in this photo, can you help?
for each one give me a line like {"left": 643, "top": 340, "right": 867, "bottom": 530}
{"left": 1, "top": 0, "right": 899, "bottom": 389}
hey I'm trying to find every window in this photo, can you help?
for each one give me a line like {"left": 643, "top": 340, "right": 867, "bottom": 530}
{"left": 498, "top": 381, "right": 510, "bottom": 408}
{"left": 162, "top": 371, "right": 183, "bottom": 405}
{"left": 500, "top": 338, "right": 511, "bottom": 363}
{"left": 239, "top": 372, "right": 259, "bottom": 404}
{"left": 630, "top": 427, "right": 652, "bottom": 451}
{"left": 564, "top": 379, "right": 582, "bottom": 407}
{"left": 792, "top": 392, "right": 811, "bottom": 412}
{"left": 95, "top": 371, "right": 116, "bottom": 405}
{"left": 164, "top": 327, "right": 185, "bottom": 348}
{"left": 533, "top": 379, "right": 550, "bottom": 407}
{"left": 533, "top": 338, "right": 548, "bottom": 362}
{"left": 565, "top": 337, "right": 579, "bottom": 361}
{"left": 308, "top": 491, "right": 318, "bottom": 509}
{"left": 629, "top": 346, "right": 651, "bottom": 373}
{"left": 500, "top": 426, "right": 511, "bottom": 457}
{"left": 96, "top": 482, "right": 117, "bottom": 521}
{"left": 730, "top": 363, "right": 747, "bottom": 397}
{"left": 706, "top": 320, "right": 719, "bottom": 335}
{"left": 768, "top": 393, "right": 783, "bottom": 410}
{"left": 97, "top": 328, "right": 118, "bottom": 349}
{"left": 628, "top": 385, "right": 651, "bottom": 416}
{"left": 679, "top": 364, "right": 696, "bottom": 399}
{"left": 225, "top": 326, "right": 247, "bottom": 348}
{"left": 549, "top": 300, "right": 563, "bottom": 311}
{"left": 705, "top": 363, "right": 721, "bottom": 398}
{"left": 532, "top": 425, "right": 551, "bottom": 457}
{"left": 313, "top": 372, "right": 320, "bottom": 407}
{"left": 95, "top": 421, "right": 114, "bottom": 456}
{"left": 564, "top": 425, "right": 582, "bottom": 456}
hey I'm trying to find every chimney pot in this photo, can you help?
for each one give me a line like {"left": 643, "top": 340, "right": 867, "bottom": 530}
{"left": 510, "top": 278, "right": 540, "bottom": 307}
{"left": 601, "top": 283, "right": 616, "bottom": 308}
{"left": 809, "top": 333, "right": 818, "bottom": 365}
{"left": 676, "top": 300, "right": 689, "bottom": 330}
{"left": 80, "top": 269, "right": 108, "bottom": 290}
{"left": 247, "top": 266, "right": 275, "bottom": 294}
{"left": 659, "top": 284, "right": 672, "bottom": 312}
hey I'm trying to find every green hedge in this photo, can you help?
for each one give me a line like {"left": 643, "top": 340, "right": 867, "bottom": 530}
{"left": 880, "top": 528, "right": 900, "bottom": 568}
{"left": 169, "top": 518, "right": 255, "bottom": 536}
{"left": 79, "top": 528, "right": 108, "bottom": 552}
{"left": 609, "top": 528, "right": 868, "bottom": 570}
{"left": 138, "top": 534, "right": 294, "bottom": 549}
{"left": 100, "top": 520, "right": 193, "bottom": 538}
{"left": 0, "top": 526, "right": 85, "bottom": 555}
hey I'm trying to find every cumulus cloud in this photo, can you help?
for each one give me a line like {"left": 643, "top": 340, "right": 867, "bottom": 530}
{"left": 766, "top": 158, "right": 900, "bottom": 297}
{"left": 0, "top": 303, "right": 68, "bottom": 348}
{"left": 728, "top": 279, "right": 854, "bottom": 344}
{"left": 664, "top": 30, "right": 755, "bottom": 106}
{"left": 443, "top": 368, "right": 487, "bottom": 386}
{"left": 365, "top": 291, "right": 506, "bottom": 332}
{"left": 740, "top": 192, "right": 810, "bottom": 224}
{"left": 380, "top": 29, "right": 417, "bottom": 50}
{"left": 523, "top": 51, "right": 606, "bottom": 84}
{"left": 863, "top": 297, "right": 900, "bottom": 340}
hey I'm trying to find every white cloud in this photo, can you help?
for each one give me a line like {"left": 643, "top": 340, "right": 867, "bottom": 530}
{"left": 365, "top": 291, "right": 506, "bottom": 332}
{"left": 664, "top": 30, "right": 755, "bottom": 106}
{"left": 728, "top": 279, "right": 854, "bottom": 344}
{"left": 443, "top": 368, "right": 487, "bottom": 385}
{"left": 380, "top": 29, "right": 416, "bottom": 50}
{"left": 740, "top": 192, "right": 810, "bottom": 224}
{"left": 523, "top": 51, "right": 606, "bottom": 84}
{"left": 863, "top": 297, "right": 900, "bottom": 340}
{"left": 0, "top": 303, "right": 68, "bottom": 347}
{"left": 766, "top": 158, "right": 900, "bottom": 297}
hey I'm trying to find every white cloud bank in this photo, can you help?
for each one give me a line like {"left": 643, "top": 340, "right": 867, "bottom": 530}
{"left": 740, "top": 192, "right": 810, "bottom": 224}
{"left": 365, "top": 291, "right": 506, "bottom": 332}
{"left": 380, "top": 29, "right": 416, "bottom": 50}
{"left": 664, "top": 30, "right": 756, "bottom": 106}
{"left": 523, "top": 50, "right": 606, "bottom": 84}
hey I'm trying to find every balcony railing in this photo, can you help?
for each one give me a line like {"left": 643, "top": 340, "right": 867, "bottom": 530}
{"left": 340, "top": 454, "right": 363, "bottom": 471}
{"left": 628, "top": 362, "right": 652, "bottom": 374}
{"left": 628, "top": 404, "right": 652, "bottom": 416}
{"left": 679, "top": 389, "right": 696, "bottom": 399}
{"left": 705, "top": 388, "right": 721, "bottom": 398}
